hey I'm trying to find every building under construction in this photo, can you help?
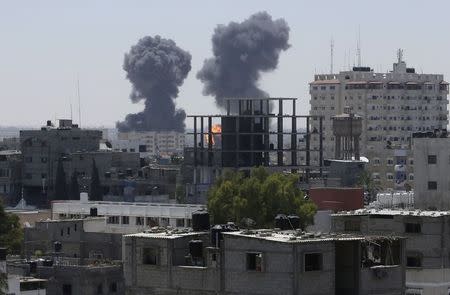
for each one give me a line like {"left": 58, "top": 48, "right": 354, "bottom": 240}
{"left": 185, "top": 97, "right": 324, "bottom": 201}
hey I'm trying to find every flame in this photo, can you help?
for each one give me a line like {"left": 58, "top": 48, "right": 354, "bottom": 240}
{"left": 204, "top": 124, "right": 222, "bottom": 146}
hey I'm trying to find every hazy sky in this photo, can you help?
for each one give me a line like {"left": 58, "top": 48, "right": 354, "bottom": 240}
{"left": 1, "top": 0, "right": 449, "bottom": 128}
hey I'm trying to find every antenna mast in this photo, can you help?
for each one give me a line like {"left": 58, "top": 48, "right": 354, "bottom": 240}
{"left": 330, "top": 38, "right": 334, "bottom": 74}
{"left": 357, "top": 27, "right": 361, "bottom": 67}
{"left": 77, "top": 77, "right": 82, "bottom": 128}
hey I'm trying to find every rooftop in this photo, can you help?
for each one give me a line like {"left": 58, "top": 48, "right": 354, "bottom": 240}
{"left": 125, "top": 228, "right": 402, "bottom": 243}
{"left": 332, "top": 208, "right": 450, "bottom": 218}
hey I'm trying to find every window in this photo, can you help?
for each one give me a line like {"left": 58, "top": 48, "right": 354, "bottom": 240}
{"left": 62, "top": 284, "right": 72, "bottom": 295}
{"left": 386, "top": 158, "right": 394, "bottom": 165}
{"left": 146, "top": 217, "right": 159, "bottom": 227}
{"left": 304, "top": 253, "right": 323, "bottom": 271}
{"left": 109, "top": 282, "right": 117, "bottom": 293}
{"left": 136, "top": 217, "right": 144, "bottom": 226}
{"left": 176, "top": 219, "right": 185, "bottom": 227}
{"left": 405, "top": 223, "right": 421, "bottom": 233}
{"left": 143, "top": 248, "right": 158, "bottom": 265}
{"left": 428, "top": 155, "right": 437, "bottom": 164}
{"left": 246, "top": 252, "right": 263, "bottom": 271}
{"left": 121, "top": 216, "right": 129, "bottom": 225}
{"left": 60, "top": 229, "right": 63, "bottom": 236}
{"left": 428, "top": 181, "right": 437, "bottom": 190}
{"left": 139, "top": 145, "right": 147, "bottom": 152}
{"left": 386, "top": 173, "right": 394, "bottom": 181}
{"left": 41, "top": 157, "right": 47, "bottom": 163}
{"left": 344, "top": 220, "right": 360, "bottom": 232}
{"left": 96, "top": 284, "right": 103, "bottom": 295}
{"left": 107, "top": 216, "right": 120, "bottom": 224}
{"left": 74, "top": 224, "right": 77, "bottom": 232}
{"left": 406, "top": 253, "right": 422, "bottom": 267}
{"left": 67, "top": 227, "right": 70, "bottom": 235}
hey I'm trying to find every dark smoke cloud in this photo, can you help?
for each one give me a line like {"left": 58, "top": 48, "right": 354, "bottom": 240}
{"left": 197, "top": 11, "right": 290, "bottom": 109}
{"left": 117, "top": 35, "right": 191, "bottom": 132}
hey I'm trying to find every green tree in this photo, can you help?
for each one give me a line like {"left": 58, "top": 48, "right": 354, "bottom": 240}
{"left": 358, "top": 170, "right": 380, "bottom": 203}
{"left": 89, "top": 159, "right": 103, "bottom": 201}
{"left": 207, "top": 167, "right": 317, "bottom": 229}
{"left": 54, "top": 158, "right": 68, "bottom": 200}
{"left": 69, "top": 171, "right": 80, "bottom": 200}
{"left": 0, "top": 200, "right": 23, "bottom": 255}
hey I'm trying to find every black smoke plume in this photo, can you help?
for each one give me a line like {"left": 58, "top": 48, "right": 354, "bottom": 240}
{"left": 197, "top": 11, "right": 290, "bottom": 109}
{"left": 117, "top": 36, "right": 191, "bottom": 132}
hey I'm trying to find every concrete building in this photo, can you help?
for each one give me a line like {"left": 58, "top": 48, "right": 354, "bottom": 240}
{"left": 412, "top": 131, "right": 450, "bottom": 210}
{"left": 123, "top": 228, "right": 405, "bottom": 295}
{"left": 0, "top": 150, "right": 22, "bottom": 204}
{"left": 332, "top": 208, "right": 450, "bottom": 295}
{"left": 7, "top": 257, "right": 123, "bottom": 295}
{"left": 114, "top": 131, "right": 185, "bottom": 158}
{"left": 24, "top": 218, "right": 123, "bottom": 260}
{"left": 1, "top": 248, "right": 47, "bottom": 295}
{"left": 20, "top": 120, "right": 102, "bottom": 204}
{"left": 51, "top": 198, "right": 205, "bottom": 229}
{"left": 310, "top": 50, "right": 449, "bottom": 190}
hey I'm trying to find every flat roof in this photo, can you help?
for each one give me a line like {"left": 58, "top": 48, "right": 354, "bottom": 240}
{"left": 223, "top": 230, "right": 403, "bottom": 243}
{"left": 332, "top": 208, "right": 450, "bottom": 217}
{"left": 125, "top": 230, "right": 207, "bottom": 240}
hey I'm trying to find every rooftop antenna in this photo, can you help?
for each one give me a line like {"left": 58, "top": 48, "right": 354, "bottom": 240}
{"left": 357, "top": 27, "right": 361, "bottom": 67}
{"left": 70, "top": 99, "right": 73, "bottom": 121}
{"left": 77, "top": 77, "right": 82, "bottom": 128}
{"left": 397, "top": 48, "right": 403, "bottom": 63}
{"left": 330, "top": 38, "right": 334, "bottom": 74}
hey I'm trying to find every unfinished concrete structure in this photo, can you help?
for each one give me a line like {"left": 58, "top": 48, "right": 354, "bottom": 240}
{"left": 187, "top": 97, "right": 325, "bottom": 201}
{"left": 332, "top": 208, "right": 450, "bottom": 295}
{"left": 123, "top": 229, "right": 405, "bottom": 295}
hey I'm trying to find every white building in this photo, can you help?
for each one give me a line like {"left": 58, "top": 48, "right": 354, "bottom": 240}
{"left": 1, "top": 249, "right": 47, "bottom": 295}
{"left": 51, "top": 198, "right": 205, "bottom": 231}
{"left": 310, "top": 50, "right": 449, "bottom": 190}
{"left": 413, "top": 133, "right": 450, "bottom": 210}
{"left": 113, "top": 131, "right": 185, "bottom": 158}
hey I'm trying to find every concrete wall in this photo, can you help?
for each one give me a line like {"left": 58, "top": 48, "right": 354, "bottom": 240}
{"left": 38, "top": 264, "right": 123, "bottom": 295}
{"left": 414, "top": 137, "right": 450, "bottom": 210}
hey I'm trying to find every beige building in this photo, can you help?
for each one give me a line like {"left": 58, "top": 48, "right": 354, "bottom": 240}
{"left": 310, "top": 50, "right": 449, "bottom": 190}
{"left": 114, "top": 131, "right": 185, "bottom": 158}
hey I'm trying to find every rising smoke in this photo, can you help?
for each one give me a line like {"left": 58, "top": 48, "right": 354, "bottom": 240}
{"left": 197, "top": 11, "right": 290, "bottom": 110}
{"left": 117, "top": 35, "right": 191, "bottom": 132}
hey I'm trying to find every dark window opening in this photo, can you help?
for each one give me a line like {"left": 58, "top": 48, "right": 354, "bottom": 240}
{"left": 407, "top": 255, "right": 422, "bottom": 267}
{"left": 96, "top": 283, "right": 103, "bottom": 294}
{"left": 428, "top": 155, "right": 437, "bottom": 164}
{"left": 428, "top": 181, "right": 437, "bottom": 190}
{"left": 246, "top": 252, "right": 263, "bottom": 271}
{"left": 143, "top": 248, "right": 158, "bottom": 265}
{"left": 405, "top": 223, "right": 421, "bottom": 233}
{"left": 62, "top": 284, "right": 72, "bottom": 295}
{"left": 304, "top": 253, "right": 323, "bottom": 271}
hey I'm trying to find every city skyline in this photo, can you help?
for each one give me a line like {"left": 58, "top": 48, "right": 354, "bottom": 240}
{"left": 1, "top": 0, "right": 449, "bottom": 129}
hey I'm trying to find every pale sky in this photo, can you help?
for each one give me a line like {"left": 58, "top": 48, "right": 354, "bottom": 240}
{"left": 1, "top": 0, "right": 449, "bottom": 128}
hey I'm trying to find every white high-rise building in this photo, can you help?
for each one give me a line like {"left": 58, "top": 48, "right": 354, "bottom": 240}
{"left": 310, "top": 50, "right": 449, "bottom": 190}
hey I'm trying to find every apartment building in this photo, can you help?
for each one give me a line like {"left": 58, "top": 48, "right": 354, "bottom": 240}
{"left": 51, "top": 199, "right": 205, "bottom": 229}
{"left": 20, "top": 120, "right": 102, "bottom": 203}
{"left": 123, "top": 228, "right": 405, "bottom": 295}
{"left": 114, "top": 131, "right": 185, "bottom": 158}
{"left": 310, "top": 50, "right": 449, "bottom": 190}
{"left": 332, "top": 208, "right": 450, "bottom": 295}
